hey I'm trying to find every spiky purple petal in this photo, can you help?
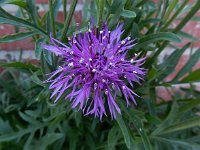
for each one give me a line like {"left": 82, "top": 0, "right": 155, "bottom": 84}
{"left": 43, "top": 22, "right": 146, "bottom": 120}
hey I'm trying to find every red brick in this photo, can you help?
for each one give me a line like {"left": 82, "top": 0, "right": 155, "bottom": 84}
{"left": 38, "top": 11, "right": 82, "bottom": 24}
{"left": 164, "top": 55, "right": 189, "bottom": 81}
{"left": 164, "top": 53, "right": 200, "bottom": 82}
{"left": 56, "top": 11, "right": 82, "bottom": 23}
{"left": 0, "top": 38, "right": 34, "bottom": 50}
{"left": 174, "top": 20, "right": 200, "bottom": 47}
{"left": 156, "top": 86, "right": 172, "bottom": 102}
{"left": 36, "top": 0, "right": 48, "bottom": 3}
{"left": 0, "top": 24, "right": 34, "bottom": 50}
{"left": 0, "top": 25, "right": 15, "bottom": 36}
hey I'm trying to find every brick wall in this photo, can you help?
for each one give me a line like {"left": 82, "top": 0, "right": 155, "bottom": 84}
{"left": 0, "top": 0, "right": 200, "bottom": 100}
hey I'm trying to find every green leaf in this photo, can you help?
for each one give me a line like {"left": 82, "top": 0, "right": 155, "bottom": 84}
{"left": 19, "top": 112, "right": 41, "bottom": 125}
{"left": 136, "top": 32, "right": 181, "bottom": 48}
{"left": 178, "top": 98, "right": 200, "bottom": 115}
{"left": 118, "top": 100, "right": 152, "bottom": 150}
{"left": 0, "top": 31, "right": 37, "bottom": 43}
{"left": 131, "top": 22, "right": 139, "bottom": 38}
{"left": 35, "top": 38, "right": 45, "bottom": 59}
{"left": 116, "top": 116, "right": 131, "bottom": 149}
{"left": 132, "top": 115, "right": 152, "bottom": 150}
{"left": 30, "top": 71, "right": 44, "bottom": 87}
{"left": 153, "top": 0, "right": 190, "bottom": 60}
{"left": 4, "top": 0, "right": 27, "bottom": 10}
{"left": 140, "top": 18, "right": 162, "bottom": 26}
{"left": 152, "top": 101, "right": 179, "bottom": 135}
{"left": 161, "top": 0, "right": 189, "bottom": 31}
{"left": 108, "top": 125, "right": 119, "bottom": 148}
{"left": 26, "top": 0, "right": 37, "bottom": 25}
{"left": 191, "top": 16, "right": 200, "bottom": 21}
{"left": 121, "top": 10, "right": 136, "bottom": 18}
{"left": 173, "top": 48, "right": 200, "bottom": 81}
{"left": 107, "top": 0, "right": 113, "bottom": 5}
{"left": 0, "top": 7, "right": 47, "bottom": 36}
{"left": 43, "top": 50, "right": 54, "bottom": 66}
{"left": 0, "top": 125, "right": 45, "bottom": 142}
{"left": 174, "top": 0, "right": 200, "bottom": 33}
{"left": 160, "top": 117, "right": 200, "bottom": 134}
{"left": 178, "top": 31, "right": 199, "bottom": 41}
{"left": 181, "top": 68, "right": 200, "bottom": 82}
{"left": 23, "top": 132, "right": 34, "bottom": 150}
{"left": 152, "top": 136, "right": 200, "bottom": 150}
{"left": 163, "top": 0, "right": 178, "bottom": 21}
{"left": 0, "top": 118, "right": 13, "bottom": 134}
{"left": 39, "top": 133, "right": 64, "bottom": 150}
{"left": 157, "top": 43, "right": 190, "bottom": 81}
{"left": 0, "top": 62, "right": 38, "bottom": 72}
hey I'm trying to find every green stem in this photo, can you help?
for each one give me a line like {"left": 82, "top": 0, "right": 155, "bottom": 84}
{"left": 63, "top": 0, "right": 67, "bottom": 19}
{"left": 97, "top": 0, "right": 105, "bottom": 28}
{"left": 48, "top": 0, "right": 56, "bottom": 38}
{"left": 61, "top": 0, "right": 78, "bottom": 42}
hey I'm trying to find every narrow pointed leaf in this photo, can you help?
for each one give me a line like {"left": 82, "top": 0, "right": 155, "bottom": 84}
{"left": 0, "top": 31, "right": 37, "bottom": 43}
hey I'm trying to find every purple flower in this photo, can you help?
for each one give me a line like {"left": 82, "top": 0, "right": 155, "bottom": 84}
{"left": 42, "top": 22, "right": 146, "bottom": 120}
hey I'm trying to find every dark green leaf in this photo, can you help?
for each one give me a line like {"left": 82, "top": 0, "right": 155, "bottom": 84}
{"left": 0, "top": 31, "right": 37, "bottom": 43}
{"left": 108, "top": 124, "right": 119, "bottom": 148}
{"left": 152, "top": 101, "right": 178, "bottom": 135}
{"left": 0, "top": 7, "right": 47, "bottom": 36}
{"left": 0, "top": 118, "right": 13, "bottom": 134}
{"left": 121, "top": 10, "right": 136, "bottom": 18}
{"left": 19, "top": 112, "right": 41, "bottom": 125}
{"left": 178, "top": 98, "right": 200, "bottom": 115}
{"left": 152, "top": 136, "right": 200, "bottom": 150}
{"left": 173, "top": 48, "right": 200, "bottom": 81}
{"left": 35, "top": 38, "right": 45, "bottom": 59}
{"left": 118, "top": 100, "right": 152, "bottom": 150}
{"left": 163, "top": 0, "right": 178, "bottom": 21}
{"left": 26, "top": 0, "right": 37, "bottom": 25}
{"left": 39, "top": 133, "right": 64, "bottom": 150}
{"left": 116, "top": 116, "right": 131, "bottom": 149}
{"left": 178, "top": 31, "right": 199, "bottom": 41}
{"left": 160, "top": 117, "right": 200, "bottom": 134}
{"left": 4, "top": 0, "right": 27, "bottom": 10}
{"left": 157, "top": 43, "right": 190, "bottom": 81}
{"left": 0, "top": 125, "right": 45, "bottom": 142}
{"left": 136, "top": 32, "right": 181, "bottom": 48}
{"left": 191, "top": 16, "right": 200, "bottom": 21}
{"left": 181, "top": 69, "right": 200, "bottom": 82}
{"left": 0, "top": 62, "right": 38, "bottom": 72}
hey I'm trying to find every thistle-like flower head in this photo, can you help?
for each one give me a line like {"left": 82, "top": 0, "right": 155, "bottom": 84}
{"left": 42, "top": 22, "right": 146, "bottom": 120}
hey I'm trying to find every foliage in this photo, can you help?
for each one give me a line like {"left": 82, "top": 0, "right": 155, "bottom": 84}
{"left": 0, "top": 0, "right": 200, "bottom": 149}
